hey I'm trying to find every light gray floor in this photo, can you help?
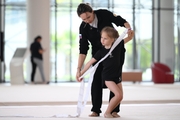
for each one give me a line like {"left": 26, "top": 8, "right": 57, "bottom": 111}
{"left": 0, "top": 104, "right": 180, "bottom": 120}
{"left": 0, "top": 82, "right": 180, "bottom": 120}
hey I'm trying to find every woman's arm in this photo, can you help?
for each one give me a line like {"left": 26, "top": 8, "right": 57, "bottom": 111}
{"left": 39, "top": 49, "right": 45, "bottom": 54}
{"left": 76, "top": 54, "right": 86, "bottom": 81}
{"left": 77, "top": 54, "right": 86, "bottom": 70}
{"left": 124, "top": 22, "right": 131, "bottom": 29}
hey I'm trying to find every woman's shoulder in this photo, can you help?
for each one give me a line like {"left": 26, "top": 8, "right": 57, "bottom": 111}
{"left": 95, "top": 9, "right": 111, "bottom": 14}
{"left": 95, "top": 9, "right": 113, "bottom": 19}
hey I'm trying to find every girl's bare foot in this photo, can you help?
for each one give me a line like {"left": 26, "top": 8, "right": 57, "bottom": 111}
{"left": 104, "top": 113, "right": 114, "bottom": 118}
{"left": 112, "top": 112, "right": 120, "bottom": 118}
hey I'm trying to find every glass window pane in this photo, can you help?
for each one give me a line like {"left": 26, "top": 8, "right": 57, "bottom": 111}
{"left": 4, "top": 1, "right": 27, "bottom": 81}
{"left": 4, "top": 0, "right": 178, "bottom": 83}
{"left": 50, "top": 0, "right": 82, "bottom": 82}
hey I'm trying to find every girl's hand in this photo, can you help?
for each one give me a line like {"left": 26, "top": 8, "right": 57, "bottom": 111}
{"left": 78, "top": 76, "right": 83, "bottom": 82}
{"left": 127, "top": 30, "right": 134, "bottom": 40}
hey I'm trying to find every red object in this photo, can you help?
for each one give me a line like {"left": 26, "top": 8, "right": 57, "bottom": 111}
{"left": 151, "top": 62, "right": 174, "bottom": 83}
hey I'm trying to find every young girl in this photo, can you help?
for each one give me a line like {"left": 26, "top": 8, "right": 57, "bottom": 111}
{"left": 77, "top": 26, "right": 134, "bottom": 118}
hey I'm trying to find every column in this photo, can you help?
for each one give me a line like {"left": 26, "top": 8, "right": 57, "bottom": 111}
{"left": 0, "top": 0, "right": 5, "bottom": 82}
{"left": 153, "top": 0, "right": 175, "bottom": 71}
{"left": 27, "top": 0, "right": 50, "bottom": 82}
{"left": 177, "top": 0, "right": 180, "bottom": 80}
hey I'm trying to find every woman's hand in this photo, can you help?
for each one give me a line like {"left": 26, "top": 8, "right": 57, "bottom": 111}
{"left": 76, "top": 70, "right": 83, "bottom": 82}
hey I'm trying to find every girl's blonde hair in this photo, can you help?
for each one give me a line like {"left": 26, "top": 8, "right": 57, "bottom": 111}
{"left": 101, "top": 27, "right": 119, "bottom": 40}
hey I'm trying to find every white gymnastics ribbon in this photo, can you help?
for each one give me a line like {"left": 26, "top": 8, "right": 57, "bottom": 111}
{"left": 0, "top": 29, "right": 128, "bottom": 118}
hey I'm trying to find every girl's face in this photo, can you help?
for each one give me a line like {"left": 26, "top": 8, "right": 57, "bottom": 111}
{"left": 79, "top": 12, "right": 94, "bottom": 23}
{"left": 101, "top": 32, "right": 114, "bottom": 48}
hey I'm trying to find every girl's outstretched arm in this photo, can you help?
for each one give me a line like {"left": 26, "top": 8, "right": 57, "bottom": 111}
{"left": 81, "top": 58, "right": 97, "bottom": 75}
{"left": 77, "top": 58, "right": 97, "bottom": 82}
{"left": 124, "top": 30, "right": 134, "bottom": 44}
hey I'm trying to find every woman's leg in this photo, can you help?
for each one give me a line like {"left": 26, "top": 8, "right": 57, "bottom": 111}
{"left": 33, "top": 58, "right": 46, "bottom": 82}
{"left": 104, "top": 81, "right": 123, "bottom": 117}
{"left": 90, "top": 64, "right": 103, "bottom": 116}
{"left": 31, "top": 57, "right": 36, "bottom": 82}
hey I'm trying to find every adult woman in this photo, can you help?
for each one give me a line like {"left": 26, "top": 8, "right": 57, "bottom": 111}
{"left": 76, "top": 3, "right": 133, "bottom": 117}
{"left": 30, "top": 35, "right": 46, "bottom": 84}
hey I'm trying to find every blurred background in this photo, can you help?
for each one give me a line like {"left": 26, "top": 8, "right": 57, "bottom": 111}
{"left": 0, "top": 0, "right": 179, "bottom": 83}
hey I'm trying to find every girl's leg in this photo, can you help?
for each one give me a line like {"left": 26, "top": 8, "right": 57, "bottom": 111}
{"left": 112, "top": 83, "right": 123, "bottom": 108}
{"left": 111, "top": 83, "right": 123, "bottom": 117}
{"left": 104, "top": 81, "right": 123, "bottom": 118}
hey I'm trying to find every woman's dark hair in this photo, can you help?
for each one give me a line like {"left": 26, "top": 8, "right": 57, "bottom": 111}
{"left": 34, "top": 35, "right": 42, "bottom": 42}
{"left": 77, "top": 3, "right": 93, "bottom": 17}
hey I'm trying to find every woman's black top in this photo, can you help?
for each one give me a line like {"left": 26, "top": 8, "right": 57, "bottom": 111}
{"left": 30, "top": 42, "right": 43, "bottom": 60}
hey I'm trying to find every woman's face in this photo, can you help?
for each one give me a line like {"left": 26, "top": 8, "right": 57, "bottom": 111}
{"left": 79, "top": 12, "right": 94, "bottom": 23}
{"left": 37, "top": 38, "right": 42, "bottom": 42}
